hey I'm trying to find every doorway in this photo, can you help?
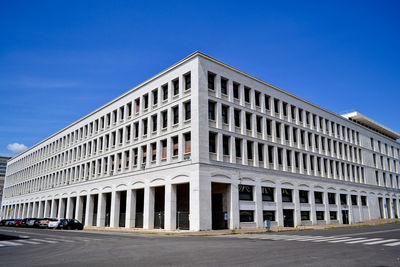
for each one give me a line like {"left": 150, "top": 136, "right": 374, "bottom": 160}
{"left": 342, "top": 210, "right": 349, "bottom": 224}
{"left": 135, "top": 189, "right": 144, "bottom": 228}
{"left": 283, "top": 209, "right": 294, "bottom": 227}
{"left": 154, "top": 186, "right": 165, "bottom": 229}
{"left": 211, "top": 183, "right": 229, "bottom": 230}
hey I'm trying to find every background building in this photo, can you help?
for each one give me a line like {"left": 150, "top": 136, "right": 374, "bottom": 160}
{"left": 1, "top": 52, "right": 399, "bottom": 229}
{"left": 0, "top": 156, "right": 11, "bottom": 208}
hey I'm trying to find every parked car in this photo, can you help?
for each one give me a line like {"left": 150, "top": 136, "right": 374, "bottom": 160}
{"left": 47, "top": 218, "right": 61, "bottom": 229}
{"left": 39, "top": 218, "right": 53, "bottom": 228}
{"left": 26, "top": 218, "right": 38, "bottom": 227}
{"left": 5, "top": 219, "right": 15, "bottom": 226}
{"left": 58, "top": 219, "right": 84, "bottom": 230}
{"left": 21, "top": 218, "right": 34, "bottom": 227}
{"left": 0, "top": 219, "right": 13, "bottom": 226}
{"left": 14, "top": 219, "right": 23, "bottom": 227}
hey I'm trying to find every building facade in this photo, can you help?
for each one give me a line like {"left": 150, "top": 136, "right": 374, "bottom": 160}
{"left": 0, "top": 156, "right": 11, "bottom": 208}
{"left": 1, "top": 52, "right": 399, "bottom": 230}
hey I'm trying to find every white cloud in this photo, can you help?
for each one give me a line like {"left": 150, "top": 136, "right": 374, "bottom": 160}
{"left": 7, "top": 142, "right": 28, "bottom": 153}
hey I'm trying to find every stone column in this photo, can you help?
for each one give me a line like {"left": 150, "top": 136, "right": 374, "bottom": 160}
{"left": 143, "top": 186, "right": 154, "bottom": 229}
{"left": 254, "top": 182, "right": 263, "bottom": 228}
{"left": 125, "top": 189, "right": 136, "bottom": 228}
{"left": 85, "top": 195, "right": 93, "bottom": 226}
{"left": 97, "top": 193, "right": 106, "bottom": 227}
{"left": 110, "top": 190, "right": 120, "bottom": 227}
{"left": 164, "top": 183, "right": 177, "bottom": 230}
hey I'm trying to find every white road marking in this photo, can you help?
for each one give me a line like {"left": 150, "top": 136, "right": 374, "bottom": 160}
{"left": 30, "top": 238, "right": 58, "bottom": 244}
{"left": 364, "top": 239, "right": 398, "bottom": 245}
{"left": 383, "top": 241, "right": 400, "bottom": 247}
{"left": 328, "top": 237, "right": 357, "bottom": 243}
{"left": 345, "top": 238, "right": 382, "bottom": 244}
{"left": 312, "top": 236, "right": 351, "bottom": 242}
{"left": 0, "top": 241, "right": 23, "bottom": 246}
{"left": 44, "top": 238, "right": 75, "bottom": 243}
{"left": 14, "top": 239, "right": 41, "bottom": 245}
{"left": 335, "top": 228, "right": 400, "bottom": 237}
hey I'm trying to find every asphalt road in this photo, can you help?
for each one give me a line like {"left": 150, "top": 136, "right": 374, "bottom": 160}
{"left": 0, "top": 224, "right": 399, "bottom": 267}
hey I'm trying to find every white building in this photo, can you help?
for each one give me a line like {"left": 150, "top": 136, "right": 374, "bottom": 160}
{"left": 1, "top": 52, "right": 399, "bottom": 230}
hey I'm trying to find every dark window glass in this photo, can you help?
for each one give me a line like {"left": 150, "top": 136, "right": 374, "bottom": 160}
{"left": 281, "top": 189, "right": 292, "bottom": 202}
{"left": 299, "top": 190, "right": 308, "bottom": 203}
{"left": 351, "top": 195, "right": 357, "bottom": 205}
{"left": 263, "top": 211, "right": 275, "bottom": 221}
{"left": 240, "top": 210, "right": 254, "bottom": 222}
{"left": 361, "top": 196, "right": 367, "bottom": 206}
{"left": 314, "top": 192, "right": 323, "bottom": 204}
{"left": 330, "top": 211, "right": 337, "bottom": 220}
{"left": 221, "top": 77, "right": 228, "bottom": 95}
{"left": 301, "top": 211, "right": 310, "bottom": 220}
{"left": 239, "top": 185, "right": 253, "bottom": 201}
{"left": 328, "top": 193, "right": 336, "bottom": 204}
{"left": 262, "top": 187, "right": 274, "bottom": 201}
{"left": 208, "top": 72, "right": 215, "bottom": 90}
{"left": 316, "top": 211, "right": 324, "bottom": 220}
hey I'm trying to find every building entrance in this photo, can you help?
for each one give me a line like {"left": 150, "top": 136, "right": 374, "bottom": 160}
{"left": 176, "top": 183, "right": 190, "bottom": 230}
{"left": 135, "top": 189, "right": 144, "bottom": 228}
{"left": 342, "top": 210, "right": 349, "bottom": 224}
{"left": 211, "top": 183, "right": 228, "bottom": 230}
{"left": 283, "top": 209, "right": 294, "bottom": 227}
{"left": 154, "top": 186, "right": 165, "bottom": 229}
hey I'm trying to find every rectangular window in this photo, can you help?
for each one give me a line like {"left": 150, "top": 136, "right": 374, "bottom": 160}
{"left": 152, "top": 115, "right": 157, "bottom": 132}
{"left": 184, "top": 101, "right": 191, "bottom": 121}
{"left": 258, "top": 143, "right": 264, "bottom": 161}
{"left": 262, "top": 187, "right": 274, "bottom": 201}
{"left": 161, "top": 140, "right": 167, "bottom": 159}
{"left": 299, "top": 190, "right": 309, "bottom": 203}
{"left": 172, "top": 136, "right": 178, "bottom": 156}
{"left": 351, "top": 195, "right": 357, "bottom": 205}
{"left": 239, "top": 185, "right": 253, "bottom": 201}
{"left": 151, "top": 143, "right": 157, "bottom": 161}
{"left": 361, "top": 196, "right": 367, "bottom": 206}
{"left": 222, "top": 105, "right": 229, "bottom": 124}
{"left": 301, "top": 211, "right": 310, "bottom": 221}
{"left": 152, "top": 89, "right": 158, "bottom": 106}
{"left": 235, "top": 138, "right": 242, "bottom": 158}
{"left": 328, "top": 193, "right": 336, "bottom": 204}
{"left": 234, "top": 109, "right": 241, "bottom": 127}
{"left": 314, "top": 191, "right": 323, "bottom": 204}
{"left": 247, "top": 141, "right": 253, "bottom": 160}
{"left": 316, "top": 211, "right": 324, "bottom": 220}
{"left": 256, "top": 116, "right": 262, "bottom": 133}
{"left": 255, "top": 91, "right": 260, "bottom": 107}
{"left": 143, "top": 94, "right": 149, "bottom": 109}
{"left": 233, "top": 82, "right": 239, "bottom": 99}
{"left": 162, "top": 84, "right": 168, "bottom": 101}
{"left": 240, "top": 210, "right": 254, "bottom": 222}
{"left": 173, "top": 79, "right": 179, "bottom": 96}
{"left": 184, "top": 132, "right": 191, "bottom": 154}
{"left": 246, "top": 113, "right": 252, "bottom": 130}
{"left": 162, "top": 110, "right": 168, "bottom": 128}
{"left": 173, "top": 106, "right": 179, "bottom": 125}
{"left": 184, "top": 72, "right": 191, "bottom": 90}
{"left": 208, "top": 101, "right": 216, "bottom": 121}
{"left": 223, "top": 135, "right": 230, "bottom": 156}
{"left": 340, "top": 194, "right": 347, "bottom": 205}
{"left": 330, "top": 211, "right": 337, "bottom": 220}
{"left": 263, "top": 211, "right": 275, "bottom": 221}
{"left": 143, "top": 118, "right": 148, "bottom": 135}
{"left": 221, "top": 77, "right": 228, "bottom": 95}
{"left": 141, "top": 145, "right": 147, "bottom": 164}
{"left": 208, "top": 72, "right": 216, "bottom": 90}
{"left": 209, "top": 132, "right": 216, "bottom": 153}
{"left": 281, "top": 188, "right": 292, "bottom": 202}
{"left": 244, "top": 87, "right": 250, "bottom": 103}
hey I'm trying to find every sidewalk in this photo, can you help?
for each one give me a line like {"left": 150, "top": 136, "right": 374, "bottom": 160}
{"left": 83, "top": 218, "right": 399, "bottom": 236}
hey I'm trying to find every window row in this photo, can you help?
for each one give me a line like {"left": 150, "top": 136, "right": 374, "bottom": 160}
{"left": 207, "top": 71, "right": 361, "bottom": 145}
{"left": 8, "top": 72, "right": 192, "bottom": 175}
{"left": 7, "top": 102, "right": 191, "bottom": 181}
{"left": 5, "top": 133, "right": 191, "bottom": 197}
{"left": 209, "top": 132, "right": 366, "bottom": 183}
{"left": 208, "top": 101, "right": 363, "bottom": 164}
{"left": 238, "top": 185, "right": 368, "bottom": 206}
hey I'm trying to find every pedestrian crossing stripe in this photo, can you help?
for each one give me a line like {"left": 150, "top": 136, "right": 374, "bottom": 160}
{"left": 220, "top": 234, "right": 400, "bottom": 247}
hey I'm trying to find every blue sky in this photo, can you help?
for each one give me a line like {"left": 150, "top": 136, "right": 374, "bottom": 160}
{"left": 1, "top": 1, "right": 399, "bottom": 156}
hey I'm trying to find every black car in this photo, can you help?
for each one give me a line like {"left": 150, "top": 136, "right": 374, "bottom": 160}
{"left": 59, "top": 219, "right": 84, "bottom": 230}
